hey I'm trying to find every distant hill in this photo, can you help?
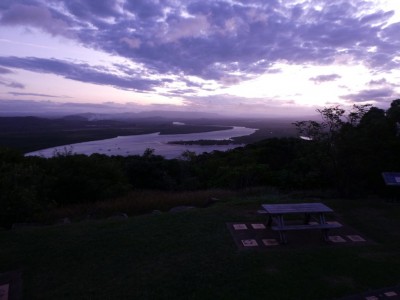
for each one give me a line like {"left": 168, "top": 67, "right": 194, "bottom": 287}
{"left": 63, "top": 111, "right": 222, "bottom": 121}
{"left": 0, "top": 99, "right": 223, "bottom": 119}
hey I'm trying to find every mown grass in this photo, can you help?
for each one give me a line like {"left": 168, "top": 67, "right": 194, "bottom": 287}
{"left": 1, "top": 194, "right": 400, "bottom": 299}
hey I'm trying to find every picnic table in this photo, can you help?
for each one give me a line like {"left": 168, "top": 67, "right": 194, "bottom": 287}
{"left": 261, "top": 203, "right": 342, "bottom": 244}
{"left": 382, "top": 172, "right": 400, "bottom": 202}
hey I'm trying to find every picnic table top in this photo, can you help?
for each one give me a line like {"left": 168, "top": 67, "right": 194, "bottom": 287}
{"left": 261, "top": 203, "right": 334, "bottom": 214}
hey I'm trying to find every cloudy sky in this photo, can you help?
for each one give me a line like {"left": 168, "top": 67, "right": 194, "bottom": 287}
{"left": 0, "top": 0, "right": 399, "bottom": 117}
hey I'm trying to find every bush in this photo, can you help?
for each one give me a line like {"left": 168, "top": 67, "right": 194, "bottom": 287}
{"left": 0, "top": 149, "right": 48, "bottom": 227}
{"left": 47, "top": 154, "right": 131, "bottom": 205}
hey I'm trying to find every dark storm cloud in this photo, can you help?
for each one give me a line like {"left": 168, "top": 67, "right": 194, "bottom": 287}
{"left": 341, "top": 87, "right": 396, "bottom": 102}
{"left": 310, "top": 74, "right": 341, "bottom": 84}
{"left": 0, "top": 56, "right": 159, "bottom": 91}
{"left": 0, "top": 0, "right": 399, "bottom": 91}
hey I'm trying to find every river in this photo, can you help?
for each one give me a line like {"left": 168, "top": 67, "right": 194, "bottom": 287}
{"left": 26, "top": 126, "right": 257, "bottom": 159}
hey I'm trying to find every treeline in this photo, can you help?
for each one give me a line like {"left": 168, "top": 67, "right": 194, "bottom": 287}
{"left": 1, "top": 100, "right": 400, "bottom": 227}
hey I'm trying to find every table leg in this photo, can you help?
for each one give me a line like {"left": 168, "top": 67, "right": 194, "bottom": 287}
{"left": 319, "top": 213, "right": 326, "bottom": 224}
{"left": 304, "top": 213, "right": 311, "bottom": 224}
{"left": 319, "top": 213, "right": 329, "bottom": 241}
{"left": 267, "top": 215, "right": 272, "bottom": 226}
{"left": 322, "top": 229, "right": 329, "bottom": 241}
{"left": 277, "top": 215, "right": 287, "bottom": 244}
{"left": 281, "top": 231, "right": 288, "bottom": 244}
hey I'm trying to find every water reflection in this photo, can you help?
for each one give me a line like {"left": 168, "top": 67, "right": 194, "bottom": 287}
{"left": 26, "top": 126, "right": 256, "bottom": 159}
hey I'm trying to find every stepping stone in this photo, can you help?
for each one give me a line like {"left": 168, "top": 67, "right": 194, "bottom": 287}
{"left": 328, "top": 235, "right": 346, "bottom": 243}
{"left": 365, "top": 296, "right": 379, "bottom": 300}
{"left": 347, "top": 235, "right": 366, "bottom": 242}
{"left": 242, "top": 239, "right": 258, "bottom": 247}
{"left": 384, "top": 291, "right": 398, "bottom": 297}
{"left": 233, "top": 224, "right": 248, "bottom": 230}
{"left": 251, "top": 223, "right": 266, "bottom": 229}
{"left": 0, "top": 284, "right": 9, "bottom": 299}
{"left": 262, "top": 239, "right": 279, "bottom": 246}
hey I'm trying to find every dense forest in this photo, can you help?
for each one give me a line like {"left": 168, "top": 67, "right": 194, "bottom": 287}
{"left": 1, "top": 100, "right": 400, "bottom": 228}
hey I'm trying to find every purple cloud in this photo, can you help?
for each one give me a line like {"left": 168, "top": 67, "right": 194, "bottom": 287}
{"left": 341, "top": 87, "right": 396, "bottom": 102}
{"left": 0, "top": 79, "right": 24, "bottom": 89}
{"left": 63, "top": 0, "right": 119, "bottom": 18}
{"left": 0, "top": 66, "right": 13, "bottom": 74}
{"left": 368, "top": 78, "right": 388, "bottom": 86}
{"left": 8, "top": 92, "right": 63, "bottom": 98}
{"left": 123, "top": 0, "right": 164, "bottom": 19}
{"left": 0, "top": 3, "right": 72, "bottom": 37}
{"left": 0, "top": 56, "right": 160, "bottom": 91}
{"left": 310, "top": 74, "right": 341, "bottom": 84}
{"left": 367, "top": 78, "right": 400, "bottom": 89}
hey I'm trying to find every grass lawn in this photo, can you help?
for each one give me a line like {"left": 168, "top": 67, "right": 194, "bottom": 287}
{"left": 1, "top": 195, "right": 400, "bottom": 299}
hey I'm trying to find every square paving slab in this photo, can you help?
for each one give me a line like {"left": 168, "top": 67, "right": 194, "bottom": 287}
{"left": 338, "top": 285, "right": 400, "bottom": 300}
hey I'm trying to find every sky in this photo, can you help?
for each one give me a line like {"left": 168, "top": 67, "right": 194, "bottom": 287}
{"left": 0, "top": 0, "right": 399, "bottom": 117}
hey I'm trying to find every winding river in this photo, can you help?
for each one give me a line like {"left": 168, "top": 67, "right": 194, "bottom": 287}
{"left": 26, "top": 126, "right": 257, "bottom": 159}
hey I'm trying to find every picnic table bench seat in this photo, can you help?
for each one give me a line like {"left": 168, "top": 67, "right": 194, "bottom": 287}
{"left": 271, "top": 222, "right": 342, "bottom": 243}
{"left": 271, "top": 223, "right": 342, "bottom": 231}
